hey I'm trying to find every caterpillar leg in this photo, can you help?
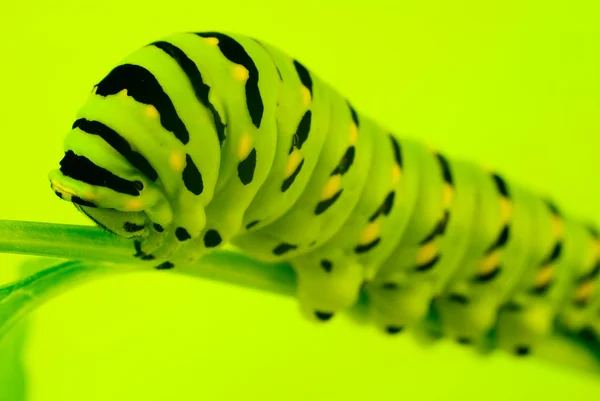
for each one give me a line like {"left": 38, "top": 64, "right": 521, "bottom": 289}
{"left": 366, "top": 279, "right": 434, "bottom": 334}
{"left": 494, "top": 302, "right": 554, "bottom": 355}
{"left": 289, "top": 250, "right": 365, "bottom": 322}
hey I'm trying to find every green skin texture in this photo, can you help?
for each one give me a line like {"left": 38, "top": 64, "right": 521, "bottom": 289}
{"left": 48, "top": 32, "right": 600, "bottom": 354}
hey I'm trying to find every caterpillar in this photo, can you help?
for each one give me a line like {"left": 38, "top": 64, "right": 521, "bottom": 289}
{"left": 48, "top": 31, "right": 600, "bottom": 357}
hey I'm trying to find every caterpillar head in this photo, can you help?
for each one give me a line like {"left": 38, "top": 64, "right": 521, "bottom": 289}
{"left": 49, "top": 150, "right": 172, "bottom": 239}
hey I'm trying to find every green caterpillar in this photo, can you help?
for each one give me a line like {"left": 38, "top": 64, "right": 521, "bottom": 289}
{"left": 48, "top": 31, "right": 600, "bottom": 356}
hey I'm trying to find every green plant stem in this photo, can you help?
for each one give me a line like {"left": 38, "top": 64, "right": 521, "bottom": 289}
{"left": 0, "top": 219, "right": 599, "bottom": 377}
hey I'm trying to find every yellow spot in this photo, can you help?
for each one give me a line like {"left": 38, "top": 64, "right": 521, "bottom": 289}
{"left": 416, "top": 240, "right": 438, "bottom": 265}
{"left": 391, "top": 165, "right": 402, "bottom": 187}
{"left": 92, "top": 86, "right": 98, "bottom": 94}
{"left": 118, "top": 89, "right": 128, "bottom": 97}
{"left": 205, "top": 37, "right": 219, "bottom": 46}
{"left": 479, "top": 163, "right": 493, "bottom": 173}
{"left": 301, "top": 86, "right": 311, "bottom": 107}
{"left": 550, "top": 215, "right": 564, "bottom": 238}
{"left": 479, "top": 251, "right": 500, "bottom": 276}
{"left": 84, "top": 192, "right": 97, "bottom": 201}
{"left": 51, "top": 180, "right": 76, "bottom": 197}
{"left": 443, "top": 183, "right": 454, "bottom": 208}
{"left": 321, "top": 174, "right": 341, "bottom": 200}
{"left": 535, "top": 265, "right": 554, "bottom": 289}
{"left": 424, "top": 142, "right": 436, "bottom": 153}
{"left": 349, "top": 123, "right": 358, "bottom": 145}
{"left": 146, "top": 105, "right": 159, "bottom": 118}
{"left": 233, "top": 64, "right": 249, "bottom": 81}
{"left": 596, "top": 239, "right": 600, "bottom": 257}
{"left": 237, "top": 133, "right": 254, "bottom": 160}
{"left": 358, "top": 220, "right": 380, "bottom": 245}
{"left": 284, "top": 149, "right": 303, "bottom": 177}
{"left": 124, "top": 199, "right": 144, "bottom": 212}
{"left": 169, "top": 152, "right": 186, "bottom": 173}
{"left": 574, "top": 280, "right": 595, "bottom": 304}
{"left": 500, "top": 197, "right": 512, "bottom": 223}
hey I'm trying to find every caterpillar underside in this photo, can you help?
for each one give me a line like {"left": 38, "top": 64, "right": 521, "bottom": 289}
{"left": 48, "top": 31, "right": 600, "bottom": 357}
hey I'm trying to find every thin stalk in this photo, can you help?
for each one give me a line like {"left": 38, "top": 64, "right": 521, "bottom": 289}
{"left": 0, "top": 219, "right": 599, "bottom": 377}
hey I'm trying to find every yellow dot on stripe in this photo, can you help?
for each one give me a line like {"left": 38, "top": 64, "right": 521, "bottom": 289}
{"left": 301, "top": 86, "right": 311, "bottom": 106}
{"left": 321, "top": 174, "right": 342, "bottom": 200}
{"left": 416, "top": 240, "right": 438, "bottom": 265}
{"left": 443, "top": 183, "right": 454, "bottom": 208}
{"left": 479, "top": 251, "right": 500, "bottom": 276}
{"left": 574, "top": 280, "right": 595, "bottom": 304}
{"left": 169, "top": 152, "right": 186, "bottom": 172}
{"left": 92, "top": 86, "right": 97, "bottom": 94}
{"left": 535, "top": 265, "right": 554, "bottom": 288}
{"left": 500, "top": 197, "right": 512, "bottom": 223}
{"left": 284, "top": 149, "right": 303, "bottom": 177}
{"left": 551, "top": 215, "right": 564, "bottom": 238}
{"left": 124, "top": 199, "right": 144, "bottom": 212}
{"left": 349, "top": 123, "right": 358, "bottom": 145}
{"left": 234, "top": 65, "right": 249, "bottom": 81}
{"left": 358, "top": 220, "right": 381, "bottom": 245}
{"left": 118, "top": 89, "right": 128, "bottom": 97}
{"left": 146, "top": 105, "right": 159, "bottom": 118}
{"left": 237, "top": 133, "right": 254, "bottom": 160}
{"left": 205, "top": 37, "right": 219, "bottom": 46}
{"left": 595, "top": 240, "right": 600, "bottom": 257}
{"left": 391, "top": 165, "right": 402, "bottom": 186}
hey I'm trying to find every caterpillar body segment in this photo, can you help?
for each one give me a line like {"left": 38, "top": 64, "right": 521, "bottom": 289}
{"left": 48, "top": 31, "right": 600, "bottom": 356}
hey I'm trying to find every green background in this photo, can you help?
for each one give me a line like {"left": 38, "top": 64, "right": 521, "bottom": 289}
{"left": 1, "top": 0, "right": 600, "bottom": 399}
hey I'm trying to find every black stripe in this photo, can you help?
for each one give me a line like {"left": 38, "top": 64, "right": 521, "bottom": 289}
{"left": 331, "top": 147, "right": 355, "bottom": 176}
{"left": 151, "top": 41, "right": 227, "bottom": 147}
{"left": 71, "top": 196, "right": 96, "bottom": 208}
{"left": 530, "top": 280, "right": 553, "bottom": 295}
{"left": 448, "top": 293, "right": 469, "bottom": 304}
{"left": 492, "top": 173, "right": 509, "bottom": 197}
{"left": 541, "top": 242, "right": 563, "bottom": 265}
{"left": 196, "top": 32, "right": 263, "bottom": 129}
{"left": 73, "top": 119, "right": 158, "bottom": 182}
{"left": 293, "top": 59, "right": 313, "bottom": 95}
{"left": 182, "top": 154, "right": 204, "bottom": 195}
{"left": 281, "top": 159, "right": 304, "bottom": 192}
{"left": 389, "top": 135, "right": 403, "bottom": 168}
{"left": 545, "top": 199, "right": 561, "bottom": 216}
{"left": 415, "top": 254, "right": 441, "bottom": 272}
{"left": 419, "top": 211, "right": 450, "bottom": 245}
{"left": 238, "top": 148, "right": 257, "bottom": 185}
{"left": 59, "top": 151, "right": 140, "bottom": 196}
{"left": 582, "top": 261, "right": 600, "bottom": 281}
{"left": 123, "top": 222, "right": 145, "bottom": 232}
{"left": 435, "top": 153, "right": 453, "bottom": 185}
{"left": 289, "top": 111, "right": 311, "bottom": 152}
{"left": 382, "top": 282, "right": 398, "bottom": 290}
{"left": 369, "top": 191, "right": 395, "bottom": 222}
{"left": 474, "top": 265, "right": 502, "bottom": 283}
{"left": 314, "top": 189, "right": 343, "bottom": 215}
{"left": 348, "top": 102, "right": 359, "bottom": 127}
{"left": 273, "top": 243, "right": 297, "bottom": 256}
{"left": 354, "top": 238, "right": 381, "bottom": 254}
{"left": 245, "top": 220, "right": 260, "bottom": 229}
{"left": 95, "top": 64, "right": 190, "bottom": 144}
{"left": 486, "top": 225, "right": 510, "bottom": 253}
